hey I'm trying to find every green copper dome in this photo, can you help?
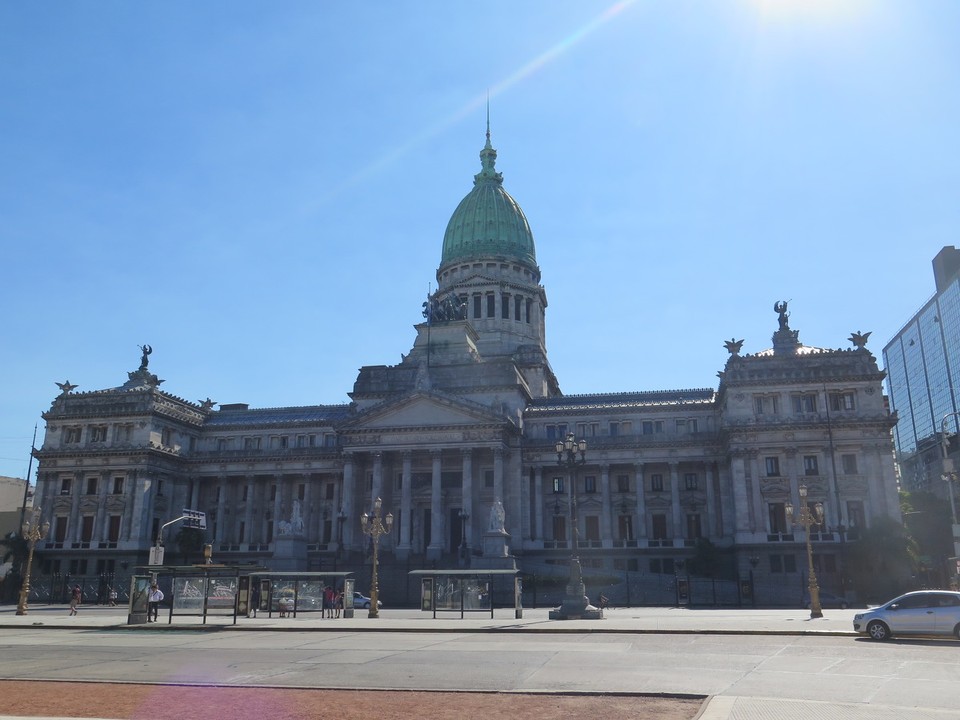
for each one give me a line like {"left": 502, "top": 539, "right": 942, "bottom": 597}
{"left": 440, "top": 129, "right": 536, "bottom": 268}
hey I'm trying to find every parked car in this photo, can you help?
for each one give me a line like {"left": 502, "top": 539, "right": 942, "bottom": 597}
{"left": 803, "top": 590, "right": 849, "bottom": 609}
{"left": 354, "top": 591, "right": 382, "bottom": 609}
{"left": 853, "top": 590, "right": 960, "bottom": 641}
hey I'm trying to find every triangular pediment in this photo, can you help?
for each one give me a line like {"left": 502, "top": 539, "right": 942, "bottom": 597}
{"left": 341, "top": 390, "right": 509, "bottom": 431}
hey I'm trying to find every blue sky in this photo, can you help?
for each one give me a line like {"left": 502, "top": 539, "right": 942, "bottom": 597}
{"left": 1, "top": 0, "right": 959, "bottom": 481}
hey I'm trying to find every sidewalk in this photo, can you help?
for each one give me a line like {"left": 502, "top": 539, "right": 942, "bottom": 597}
{"left": 2, "top": 604, "right": 957, "bottom": 720}
{"left": 0, "top": 602, "right": 860, "bottom": 634}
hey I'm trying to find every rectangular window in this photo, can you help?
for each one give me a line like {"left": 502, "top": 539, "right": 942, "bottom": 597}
{"left": 296, "top": 435, "right": 307, "bottom": 448}
{"left": 90, "top": 426, "right": 108, "bottom": 443}
{"left": 651, "top": 514, "right": 668, "bottom": 539}
{"left": 609, "top": 421, "right": 619, "bottom": 437}
{"left": 60, "top": 477, "right": 72, "bottom": 495}
{"left": 156, "top": 480, "right": 164, "bottom": 496}
{"left": 642, "top": 420, "right": 664, "bottom": 435}
{"left": 584, "top": 475, "right": 597, "bottom": 493}
{"left": 768, "top": 503, "right": 788, "bottom": 534}
{"left": 765, "top": 457, "right": 781, "bottom": 477}
{"left": 552, "top": 515, "right": 566, "bottom": 542}
{"left": 803, "top": 455, "right": 819, "bottom": 476}
{"left": 65, "top": 427, "right": 81, "bottom": 444}
{"left": 514, "top": 295, "right": 522, "bottom": 321}
{"left": 618, "top": 514, "right": 634, "bottom": 541}
{"left": 486, "top": 293, "right": 495, "bottom": 318}
{"left": 324, "top": 434, "right": 336, "bottom": 447}
{"left": 108, "top": 515, "right": 121, "bottom": 543}
{"left": 686, "top": 513, "right": 702, "bottom": 539}
{"left": 161, "top": 428, "right": 172, "bottom": 446}
{"left": 217, "top": 438, "right": 231, "bottom": 451}
{"left": 325, "top": 483, "right": 335, "bottom": 500}
{"left": 244, "top": 437, "right": 260, "bottom": 450}
{"left": 684, "top": 473, "right": 698, "bottom": 490}
{"left": 783, "top": 555, "right": 797, "bottom": 573}
{"left": 552, "top": 476, "right": 564, "bottom": 494}
{"left": 501, "top": 293, "right": 510, "bottom": 319}
{"left": 85, "top": 477, "right": 97, "bottom": 495}
{"left": 484, "top": 469, "right": 494, "bottom": 488}
{"left": 754, "top": 395, "right": 779, "bottom": 415}
{"left": 650, "top": 473, "right": 664, "bottom": 492}
{"left": 829, "top": 391, "right": 856, "bottom": 412}
{"left": 298, "top": 484, "right": 306, "bottom": 501}
{"left": 847, "top": 500, "right": 865, "bottom": 528}
{"left": 792, "top": 393, "right": 818, "bottom": 413}
{"left": 114, "top": 424, "right": 133, "bottom": 442}
{"left": 616, "top": 474, "right": 630, "bottom": 493}
{"left": 473, "top": 294, "right": 482, "bottom": 319}
{"left": 525, "top": 298, "right": 532, "bottom": 323}
{"left": 54, "top": 516, "right": 68, "bottom": 543}
{"left": 112, "top": 477, "right": 124, "bottom": 494}
{"left": 841, "top": 454, "right": 858, "bottom": 474}
{"left": 81, "top": 515, "right": 94, "bottom": 543}
{"left": 620, "top": 421, "right": 632, "bottom": 434}
{"left": 238, "top": 521, "right": 246, "bottom": 544}
{"left": 585, "top": 516, "right": 600, "bottom": 541}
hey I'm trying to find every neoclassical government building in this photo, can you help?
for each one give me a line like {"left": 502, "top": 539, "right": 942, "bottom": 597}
{"left": 33, "top": 128, "right": 900, "bottom": 600}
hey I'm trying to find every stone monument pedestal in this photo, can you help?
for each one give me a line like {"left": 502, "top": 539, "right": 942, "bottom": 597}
{"left": 272, "top": 536, "right": 307, "bottom": 571}
{"left": 473, "top": 529, "right": 516, "bottom": 570}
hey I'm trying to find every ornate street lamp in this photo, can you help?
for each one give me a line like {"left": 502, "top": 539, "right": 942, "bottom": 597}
{"left": 549, "top": 432, "right": 602, "bottom": 620}
{"left": 360, "top": 497, "right": 392, "bottom": 619}
{"left": 786, "top": 485, "right": 825, "bottom": 619}
{"left": 16, "top": 506, "right": 49, "bottom": 616}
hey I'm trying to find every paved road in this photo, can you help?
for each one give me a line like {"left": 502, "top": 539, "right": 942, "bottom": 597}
{"left": 2, "top": 605, "right": 960, "bottom": 719}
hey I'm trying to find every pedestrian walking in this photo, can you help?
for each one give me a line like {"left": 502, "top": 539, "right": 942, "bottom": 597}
{"left": 147, "top": 582, "right": 164, "bottom": 622}
{"left": 335, "top": 589, "right": 343, "bottom": 618}
{"left": 69, "top": 584, "right": 82, "bottom": 616}
{"left": 108, "top": 587, "right": 118, "bottom": 606}
{"left": 249, "top": 582, "right": 260, "bottom": 618}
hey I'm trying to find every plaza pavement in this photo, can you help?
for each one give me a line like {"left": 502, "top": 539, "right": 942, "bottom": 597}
{"left": 1, "top": 603, "right": 958, "bottom": 720}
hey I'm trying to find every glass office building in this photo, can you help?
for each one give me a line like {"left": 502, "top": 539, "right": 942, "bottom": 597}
{"left": 884, "top": 247, "right": 960, "bottom": 490}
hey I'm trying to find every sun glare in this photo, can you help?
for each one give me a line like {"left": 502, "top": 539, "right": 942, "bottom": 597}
{"left": 751, "top": 0, "right": 869, "bottom": 26}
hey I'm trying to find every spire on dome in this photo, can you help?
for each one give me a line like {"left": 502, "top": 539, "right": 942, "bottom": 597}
{"left": 476, "top": 99, "right": 502, "bottom": 185}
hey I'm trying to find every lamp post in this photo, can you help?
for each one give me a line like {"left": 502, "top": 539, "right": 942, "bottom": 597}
{"left": 16, "top": 506, "right": 49, "bottom": 615}
{"left": 549, "top": 432, "right": 602, "bottom": 620}
{"left": 360, "top": 497, "right": 392, "bottom": 619}
{"left": 940, "top": 413, "right": 960, "bottom": 585}
{"left": 786, "top": 485, "right": 825, "bottom": 619}
{"left": 458, "top": 508, "right": 470, "bottom": 566}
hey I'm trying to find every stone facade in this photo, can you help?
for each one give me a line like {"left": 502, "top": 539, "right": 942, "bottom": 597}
{"left": 31, "top": 133, "right": 901, "bottom": 602}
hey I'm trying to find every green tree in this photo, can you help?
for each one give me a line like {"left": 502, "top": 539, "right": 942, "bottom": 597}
{"left": 0, "top": 531, "right": 28, "bottom": 602}
{"left": 845, "top": 516, "right": 918, "bottom": 602}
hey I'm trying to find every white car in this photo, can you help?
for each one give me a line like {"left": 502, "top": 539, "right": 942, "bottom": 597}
{"left": 853, "top": 590, "right": 960, "bottom": 641}
{"left": 353, "top": 591, "right": 382, "bottom": 609}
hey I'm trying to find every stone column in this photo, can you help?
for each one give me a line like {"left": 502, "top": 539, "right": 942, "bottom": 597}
{"left": 215, "top": 475, "right": 228, "bottom": 545}
{"left": 397, "top": 451, "right": 413, "bottom": 555}
{"left": 748, "top": 452, "right": 764, "bottom": 534}
{"left": 96, "top": 470, "right": 110, "bottom": 544}
{"left": 127, "top": 469, "right": 145, "bottom": 542}
{"left": 372, "top": 451, "right": 383, "bottom": 501}
{"left": 68, "top": 471, "right": 82, "bottom": 545}
{"left": 461, "top": 449, "right": 473, "bottom": 553}
{"left": 428, "top": 450, "right": 443, "bottom": 560}
{"left": 704, "top": 463, "right": 717, "bottom": 538}
{"left": 533, "top": 465, "right": 544, "bottom": 542}
{"left": 271, "top": 474, "right": 283, "bottom": 543}
{"left": 493, "top": 447, "right": 505, "bottom": 511}
{"left": 600, "top": 464, "right": 612, "bottom": 547}
{"left": 341, "top": 455, "right": 355, "bottom": 550}
{"left": 634, "top": 463, "right": 646, "bottom": 539}
{"left": 669, "top": 462, "right": 682, "bottom": 542}
{"left": 243, "top": 475, "right": 255, "bottom": 546}
{"left": 730, "top": 453, "right": 750, "bottom": 537}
